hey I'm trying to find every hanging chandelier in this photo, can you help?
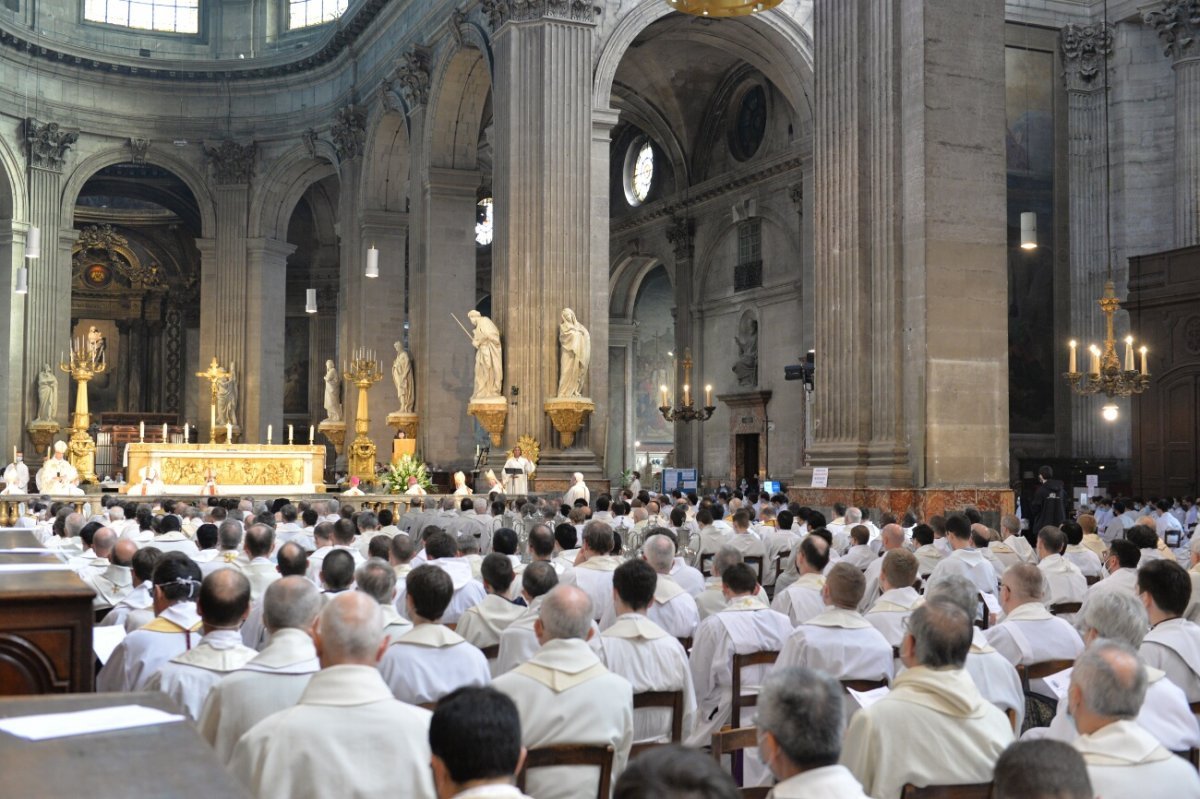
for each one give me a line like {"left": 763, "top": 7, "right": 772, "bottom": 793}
{"left": 659, "top": 349, "right": 715, "bottom": 423}
{"left": 665, "top": 0, "right": 781, "bottom": 18}
{"left": 1062, "top": 2, "right": 1150, "bottom": 414}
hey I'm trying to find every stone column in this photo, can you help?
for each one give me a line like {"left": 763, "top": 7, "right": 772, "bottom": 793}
{"left": 491, "top": 0, "right": 602, "bottom": 476}
{"left": 359, "top": 210, "right": 408, "bottom": 452}
{"left": 608, "top": 320, "right": 635, "bottom": 474}
{"left": 22, "top": 119, "right": 77, "bottom": 434}
{"left": 666, "top": 216, "right": 698, "bottom": 469}
{"left": 802, "top": 0, "right": 1008, "bottom": 489}
{"left": 0, "top": 223, "right": 31, "bottom": 454}
{"left": 1062, "top": 23, "right": 1118, "bottom": 457}
{"left": 1146, "top": 1, "right": 1200, "bottom": 247}
{"left": 244, "top": 237, "right": 295, "bottom": 441}
{"left": 590, "top": 109, "right": 618, "bottom": 467}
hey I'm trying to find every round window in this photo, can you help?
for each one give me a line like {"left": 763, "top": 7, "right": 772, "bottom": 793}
{"left": 623, "top": 137, "right": 655, "bottom": 207}
{"left": 731, "top": 85, "right": 767, "bottom": 161}
{"left": 475, "top": 197, "right": 494, "bottom": 246}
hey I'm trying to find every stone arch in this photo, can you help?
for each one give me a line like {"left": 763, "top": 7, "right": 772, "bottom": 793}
{"left": 0, "top": 133, "right": 23, "bottom": 222}
{"left": 610, "top": 251, "right": 672, "bottom": 321}
{"left": 252, "top": 146, "right": 339, "bottom": 240}
{"left": 593, "top": 0, "right": 814, "bottom": 123}
{"left": 59, "top": 145, "right": 215, "bottom": 236}
{"left": 610, "top": 86, "right": 690, "bottom": 190}
{"left": 426, "top": 43, "right": 492, "bottom": 170}
{"left": 362, "top": 107, "right": 410, "bottom": 213}
{"left": 693, "top": 205, "right": 800, "bottom": 303}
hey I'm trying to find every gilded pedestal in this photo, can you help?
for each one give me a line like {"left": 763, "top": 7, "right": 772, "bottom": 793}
{"left": 386, "top": 412, "right": 418, "bottom": 441}
{"left": 60, "top": 345, "right": 105, "bottom": 484}
{"left": 468, "top": 398, "right": 507, "bottom": 447}
{"left": 318, "top": 421, "right": 347, "bottom": 458}
{"left": 544, "top": 397, "right": 594, "bottom": 448}
{"left": 27, "top": 422, "right": 61, "bottom": 462}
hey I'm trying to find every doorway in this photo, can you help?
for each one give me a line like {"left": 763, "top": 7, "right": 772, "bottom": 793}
{"left": 735, "top": 433, "right": 759, "bottom": 486}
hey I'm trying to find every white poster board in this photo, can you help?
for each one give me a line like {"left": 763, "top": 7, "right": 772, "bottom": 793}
{"left": 811, "top": 467, "right": 829, "bottom": 488}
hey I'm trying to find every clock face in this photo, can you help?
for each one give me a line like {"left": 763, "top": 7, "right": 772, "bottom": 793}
{"left": 84, "top": 263, "right": 113, "bottom": 288}
{"left": 733, "top": 85, "right": 767, "bottom": 161}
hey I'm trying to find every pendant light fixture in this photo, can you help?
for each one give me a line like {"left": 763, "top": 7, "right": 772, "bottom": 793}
{"left": 1020, "top": 211, "right": 1037, "bottom": 250}
{"left": 305, "top": 288, "right": 317, "bottom": 314}
{"left": 365, "top": 244, "right": 379, "bottom": 278}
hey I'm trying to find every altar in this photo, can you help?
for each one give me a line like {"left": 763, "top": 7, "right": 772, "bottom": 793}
{"left": 124, "top": 443, "right": 326, "bottom": 494}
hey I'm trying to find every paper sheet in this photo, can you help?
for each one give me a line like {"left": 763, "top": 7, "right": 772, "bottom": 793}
{"left": 847, "top": 685, "right": 890, "bottom": 709}
{"left": 92, "top": 625, "right": 126, "bottom": 665}
{"left": 1041, "top": 667, "right": 1073, "bottom": 700}
{"left": 0, "top": 563, "right": 73, "bottom": 572}
{"left": 980, "top": 592, "right": 1002, "bottom": 616}
{"left": 0, "top": 705, "right": 185, "bottom": 741}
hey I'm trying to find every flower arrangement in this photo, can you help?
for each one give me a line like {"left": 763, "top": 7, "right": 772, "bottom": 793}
{"left": 381, "top": 454, "right": 433, "bottom": 494}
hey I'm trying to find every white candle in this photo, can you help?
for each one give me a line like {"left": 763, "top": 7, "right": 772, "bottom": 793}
{"left": 705, "top": 384, "right": 713, "bottom": 406}
{"left": 1124, "top": 336, "right": 1134, "bottom": 372}
{"left": 226, "top": 423, "right": 232, "bottom": 442}
{"left": 139, "top": 421, "right": 144, "bottom": 441}
{"left": 660, "top": 385, "right": 668, "bottom": 407}
{"left": 183, "top": 423, "right": 189, "bottom": 442}
{"left": 162, "top": 423, "right": 168, "bottom": 442}
{"left": 1068, "top": 340, "right": 1077, "bottom": 374}
{"left": 267, "top": 424, "right": 273, "bottom": 444}
{"left": 1140, "top": 346, "right": 1148, "bottom": 375}
{"left": 210, "top": 405, "right": 216, "bottom": 431}
{"left": 1090, "top": 346, "right": 1101, "bottom": 375}
{"left": 310, "top": 425, "right": 315, "bottom": 443}
{"left": 683, "top": 384, "right": 690, "bottom": 406}
{"left": 289, "top": 424, "right": 294, "bottom": 444}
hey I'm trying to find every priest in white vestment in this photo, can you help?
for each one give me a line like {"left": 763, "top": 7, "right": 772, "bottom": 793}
{"left": 2, "top": 452, "right": 29, "bottom": 494}
{"left": 695, "top": 546, "right": 743, "bottom": 620}
{"left": 1138, "top": 558, "right": 1200, "bottom": 702}
{"left": 563, "top": 472, "right": 590, "bottom": 507}
{"left": 492, "top": 585, "right": 634, "bottom": 799}
{"left": 593, "top": 559, "right": 696, "bottom": 744}
{"left": 860, "top": 524, "right": 905, "bottom": 612}
{"left": 1063, "top": 521, "right": 1105, "bottom": 579}
{"left": 1067, "top": 640, "right": 1200, "bottom": 799}
{"left": 762, "top": 511, "right": 800, "bottom": 589}
{"left": 97, "top": 556, "right": 204, "bottom": 692}
{"left": 428, "top": 686, "right": 535, "bottom": 799}
{"left": 457, "top": 554, "right": 526, "bottom": 651}
{"left": 502, "top": 447, "right": 535, "bottom": 495}
{"left": 238, "top": 523, "right": 280, "bottom": 601}
{"left": 144, "top": 569, "right": 258, "bottom": 719}
{"left": 771, "top": 537, "right": 830, "bottom": 626}
{"left": 621, "top": 534, "right": 699, "bottom": 639}
{"left": 911, "top": 524, "right": 945, "bottom": 577}
{"left": 379, "top": 564, "right": 491, "bottom": 704}
{"left": 988, "top": 515, "right": 1036, "bottom": 573}
{"left": 1023, "top": 591, "right": 1200, "bottom": 752}
{"left": 925, "top": 514, "right": 997, "bottom": 597}
{"left": 757, "top": 666, "right": 871, "bottom": 799}
{"left": 496, "top": 561, "right": 561, "bottom": 674}
{"left": 80, "top": 534, "right": 135, "bottom": 612}
{"left": 865, "top": 549, "right": 925, "bottom": 646}
{"left": 985, "top": 563, "right": 1085, "bottom": 696}
{"left": 572, "top": 521, "right": 624, "bottom": 622}
{"left": 1036, "top": 526, "right": 1087, "bottom": 616}
{"left": 840, "top": 525, "right": 877, "bottom": 571}
{"left": 840, "top": 600, "right": 1013, "bottom": 799}
{"left": 687, "top": 562, "right": 792, "bottom": 746}
{"left": 395, "top": 530, "right": 485, "bottom": 624}
{"left": 726, "top": 510, "right": 767, "bottom": 563}
{"left": 229, "top": 593, "right": 436, "bottom": 799}
{"left": 1077, "top": 539, "right": 1141, "bottom": 630}
{"left": 199, "top": 577, "right": 322, "bottom": 763}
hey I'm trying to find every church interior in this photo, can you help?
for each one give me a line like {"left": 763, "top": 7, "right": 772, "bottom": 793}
{"left": 2, "top": 0, "right": 1200, "bottom": 796}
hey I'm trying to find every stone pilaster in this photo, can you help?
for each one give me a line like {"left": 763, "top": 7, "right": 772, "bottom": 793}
{"left": 22, "top": 119, "right": 77, "bottom": 434}
{"left": 589, "top": 108, "right": 618, "bottom": 466}
{"left": 1145, "top": 1, "right": 1200, "bottom": 246}
{"left": 491, "top": 1, "right": 601, "bottom": 473}
{"left": 0, "top": 223, "right": 31, "bottom": 455}
{"left": 1062, "top": 23, "right": 1121, "bottom": 457}
{"left": 359, "top": 210, "right": 408, "bottom": 456}
{"left": 244, "top": 237, "right": 295, "bottom": 441}
{"left": 667, "top": 215, "right": 697, "bottom": 468}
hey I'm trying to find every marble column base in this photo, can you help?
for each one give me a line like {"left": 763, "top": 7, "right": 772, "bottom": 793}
{"left": 785, "top": 487, "right": 1016, "bottom": 525}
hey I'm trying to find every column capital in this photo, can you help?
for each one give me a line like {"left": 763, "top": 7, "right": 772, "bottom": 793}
{"left": 204, "top": 140, "right": 256, "bottom": 185}
{"left": 482, "top": 0, "right": 595, "bottom": 31}
{"left": 24, "top": 117, "right": 78, "bottom": 172}
{"left": 1145, "top": 1, "right": 1200, "bottom": 62}
{"left": 245, "top": 236, "right": 297, "bottom": 261}
{"left": 384, "top": 47, "right": 432, "bottom": 113}
{"left": 331, "top": 104, "right": 368, "bottom": 162}
{"left": 1061, "top": 23, "right": 1113, "bottom": 91}
{"left": 665, "top": 215, "right": 695, "bottom": 261}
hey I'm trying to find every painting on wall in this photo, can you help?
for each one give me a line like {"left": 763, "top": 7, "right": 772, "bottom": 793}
{"left": 1006, "top": 45, "right": 1056, "bottom": 436}
{"left": 633, "top": 266, "right": 675, "bottom": 444}
{"left": 283, "top": 316, "right": 310, "bottom": 415}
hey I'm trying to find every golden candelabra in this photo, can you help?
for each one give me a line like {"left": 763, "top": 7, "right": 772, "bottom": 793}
{"left": 344, "top": 349, "right": 383, "bottom": 485}
{"left": 658, "top": 349, "right": 715, "bottom": 423}
{"left": 1064, "top": 281, "right": 1151, "bottom": 414}
{"left": 195, "top": 357, "right": 231, "bottom": 443}
{"left": 60, "top": 338, "right": 106, "bottom": 483}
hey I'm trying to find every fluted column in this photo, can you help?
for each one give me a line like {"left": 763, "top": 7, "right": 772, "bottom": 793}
{"left": 0, "top": 222, "right": 31, "bottom": 454}
{"left": 359, "top": 210, "right": 407, "bottom": 452}
{"left": 244, "top": 237, "right": 295, "bottom": 441}
{"left": 491, "top": 1, "right": 600, "bottom": 470}
{"left": 1146, "top": 1, "right": 1200, "bottom": 246}
{"left": 1062, "top": 23, "right": 1121, "bottom": 457}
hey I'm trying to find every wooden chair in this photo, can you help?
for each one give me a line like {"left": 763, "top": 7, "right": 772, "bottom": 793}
{"left": 700, "top": 552, "right": 715, "bottom": 577}
{"left": 1173, "top": 748, "right": 1200, "bottom": 770}
{"left": 1049, "top": 601, "right": 1082, "bottom": 616}
{"left": 729, "top": 650, "right": 780, "bottom": 785}
{"left": 630, "top": 690, "right": 685, "bottom": 758}
{"left": 974, "top": 593, "right": 989, "bottom": 630}
{"left": 900, "top": 783, "right": 993, "bottom": 799}
{"left": 418, "top": 701, "right": 438, "bottom": 711}
{"left": 516, "top": 744, "right": 615, "bottom": 799}
{"left": 711, "top": 726, "right": 770, "bottom": 795}
{"left": 744, "top": 556, "right": 764, "bottom": 585}
{"left": 479, "top": 644, "right": 499, "bottom": 661}
{"left": 841, "top": 678, "right": 889, "bottom": 694}
{"left": 773, "top": 550, "right": 791, "bottom": 582}
{"left": 1190, "top": 701, "right": 1200, "bottom": 716}
{"left": 675, "top": 636, "right": 693, "bottom": 653}
{"left": 1005, "top": 707, "right": 1018, "bottom": 733}
{"left": 1085, "top": 574, "right": 1102, "bottom": 586}
{"left": 1016, "top": 659, "right": 1076, "bottom": 695}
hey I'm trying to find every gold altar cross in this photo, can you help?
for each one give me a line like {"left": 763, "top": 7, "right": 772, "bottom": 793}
{"left": 195, "top": 357, "right": 230, "bottom": 443}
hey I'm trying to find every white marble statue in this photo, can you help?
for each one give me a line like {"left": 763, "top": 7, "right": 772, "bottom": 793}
{"left": 392, "top": 342, "right": 414, "bottom": 413}
{"left": 215, "top": 361, "right": 238, "bottom": 427}
{"left": 35, "top": 364, "right": 57, "bottom": 421}
{"left": 556, "top": 308, "right": 591, "bottom": 398}
{"left": 2, "top": 453, "right": 29, "bottom": 495}
{"left": 87, "top": 325, "right": 107, "bottom": 369}
{"left": 323, "top": 360, "right": 343, "bottom": 423}
{"left": 467, "top": 310, "right": 503, "bottom": 399}
{"left": 36, "top": 441, "right": 81, "bottom": 494}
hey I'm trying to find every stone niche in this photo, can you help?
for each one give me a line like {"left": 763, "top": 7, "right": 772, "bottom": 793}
{"left": 716, "top": 390, "right": 772, "bottom": 486}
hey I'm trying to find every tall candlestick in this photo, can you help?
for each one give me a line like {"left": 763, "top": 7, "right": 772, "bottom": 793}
{"left": 310, "top": 425, "right": 315, "bottom": 444}
{"left": 1124, "top": 336, "right": 1134, "bottom": 372}
{"left": 267, "top": 424, "right": 273, "bottom": 445}
{"left": 1140, "top": 346, "right": 1148, "bottom": 376}
{"left": 210, "top": 405, "right": 216, "bottom": 432}
{"left": 288, "top": 424, "right": 294, "bottom": 445}
{"left": 1068, "top": 340, "right": 1077, "bottom": 374}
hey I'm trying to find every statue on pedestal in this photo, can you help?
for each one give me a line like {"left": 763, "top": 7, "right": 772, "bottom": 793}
{"left": 556, "top": 308, "right": 591, "bottom": 398}
{"left": 467, "top": 310, "right": 503, "bottom": 399}
{"left": 323, "top": 360, "right": 343, "bottom": 422}
{"left": 215, "top": 361, "right": 239, "bottom": 427}
{"left": 733, "top": 315, "right": 759, "bottom": 387}
{"left": 35, "top": 364, "right": 57, "bottom": 421}
{"left": 87, "top": 326, "right": 107, "bottom": 369}
{"left": 391, "top": 342, "right": 414, "bottom": 413}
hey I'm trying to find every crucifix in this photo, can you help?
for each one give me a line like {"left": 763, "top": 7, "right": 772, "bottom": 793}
{"left": 195, "top": 357, "right": 230, "bottom": 443}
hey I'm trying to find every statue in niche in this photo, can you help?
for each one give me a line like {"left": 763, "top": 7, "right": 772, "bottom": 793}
{"left": 392, "top": 342, "right": 414, "bottom": 413}
{"left": 35, "top": 364, "right": 57, "bottom": 421}
{"left": 86, "top": 326, "right": 106, "bottom": 369}
{"left": 215, "top": 361, "right": 239, "bottom": 427}
{"left": 732, "top": 315, "right": 759, "bottom": 387}
{"left": 323, "top": 360, "right": 343, "bottom": 422}
{"left": 556, "top": 308, "right": 591, "bottom": 398}
{"left": 468, "top": 310, "right": 503, "bottom": 399}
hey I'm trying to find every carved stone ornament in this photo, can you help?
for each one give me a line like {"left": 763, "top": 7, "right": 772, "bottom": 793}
{"left": 301, "top": 128, "right": 319, "bottom": 159}
{"left": 450, "top": 7, "right": 468, "bottom": 47}
{"left": 481, "top": 0, "right": 593, "bottom": 29}
{"left": 25, "top": 118, "right": 79, "bottom": 171}
{"left": 666, "top": 216, "right": 695, "bottom": 260}
{"left": 72, "top": 224, "right": 163, "bottom": 288}
{"left": 387, "top": 48, "right": 432, "bottom": 110}
{"left": 1060, "top": 23, "right": 1113, "bottom": 90}
{"left": 331, "top": 104, "right": 367, "bottom": 162}
{"left": 204, "top": 140, "right": 256, "bottom": 184}
{"left": 128, "top": 137, "right": 151, "bottom": 164}
{"left": 544, "top": 397, "right": 594, "bottom": 448}
{"left": 1145, "top": 0, "right": 1200, "bottom": 60}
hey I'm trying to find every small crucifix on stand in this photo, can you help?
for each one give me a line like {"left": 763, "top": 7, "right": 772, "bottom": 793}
{"left": 195, "top": 357, "right": 230, "bottom": 443}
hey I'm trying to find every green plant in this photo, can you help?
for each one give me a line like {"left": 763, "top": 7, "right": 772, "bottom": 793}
{"left": 620, "top": 468, "right": 633, "bottom": 488}
{"left": 381, "top": 454, "right": 433, "bottom": 494}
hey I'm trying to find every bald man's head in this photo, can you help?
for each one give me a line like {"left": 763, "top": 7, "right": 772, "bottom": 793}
{"left": 92, "top": 527, "right": 117, "bottom": 558}
{"left": 198, "top": 568, "right": 252, "bottom": 630}
{"left": 314, "top": 591, "right": 385, "bottom": 667}
{"left": 263, "top": 576, "right": 322, "bottom": 632}
{"left": 112, "top": 538, "right": 138, "bottom": 568}
{"left": 881, "top": 524, "right": 904, "bottom": 550}
{"left": 537, "top": 585, "right": 594, "bottom": 643}
{"left": 642, "top": 534, "right": 676, "bottom": 573}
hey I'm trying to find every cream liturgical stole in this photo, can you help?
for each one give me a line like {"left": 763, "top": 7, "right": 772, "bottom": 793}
{"left": 171, "top": 630, "right": 258, "bottom": 673}
{"left": 578, "top": 555, "right": 623, "bottom": 572}
{"left": 994, "top": 602, "right": 1054, "bottom": 661}
{"left": 871, "top": 588, "right": 924, "bottom": 614}
{"left": 794, "top": 573, "right": 826, "bottom": 592}
{"left": 513, "top": 642, "right": 610, "bottom": 693}
{"left": 604, "top": 615, "right": 670, "bottom": 642}
{"left": 1146, "top": 619, "right": 1200, "bottom": 682}
{"left": 142, "top": 603, "right": 204, "bottom": 637}
{"left": 805, "top": 607, "right": 874, "bottom": 630}
{"left": 396, "top": 624, "right": 466, "bottom": 649}
{"left": 653, "top": 575, "right": 686, "bottom": 606}
{"left": 1075, "top": 719, "right": 1176, "bottom": 767}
